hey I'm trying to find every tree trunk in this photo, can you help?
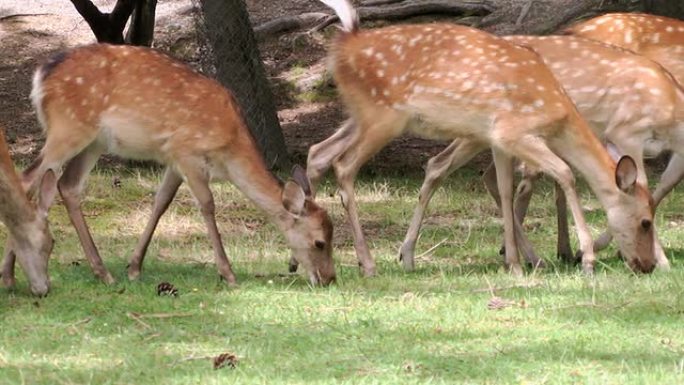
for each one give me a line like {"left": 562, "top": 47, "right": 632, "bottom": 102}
{"left": 125, "top": 0, "right": 158, "bottom": 46}
{"left": 645, "top": 0, "right": 684, "bottom": 18}
{"left": 69, "top": 0, "right": 136, "bottom": 44}
{"left": 200, "top": 0, "right": 289, "bottom": 170}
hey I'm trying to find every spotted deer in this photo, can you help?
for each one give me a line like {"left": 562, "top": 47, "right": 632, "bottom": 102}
{"left": 401, "top": 34, "right": 684, "bottom": 272}
{"left": 10, "top": 44, "right": 335, "bottom": 286}
{"left": 567, "top": 13, "right": 684, "bottom": 85}
{"left": 0, "top": 127, "right": 55, "bottom": 296}
{"left": 567, "top": 13, "right": 684, "bottom": 216}
{"left": 308, "top": 0, "right": 657, "bottom": 276}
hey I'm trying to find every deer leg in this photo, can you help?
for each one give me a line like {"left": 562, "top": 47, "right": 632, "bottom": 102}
{"left": 333, "top": 112, "right": 408, "bottom": 277}
{"left": 553, "top": 182, "right": 576, "bottom": 263}
{"left": 306, "top": 118, "right": 356, "bottom": 194}
{"left": 652, "top": 152, "right": 684, "bottom": 207}
{"left": 179, "top": 164, "right": 237, "bottom": 285}
{"left": 128, "top": 167, "right": 183, "bottom": 280}
{"left": 1, "top": 247, "right": 16, "bottom": 288}
{"left": 399, "top": 139, "right": 484, "bottom": 271}
{"left": 648, "top": 152, "right": 684, "bottom": 270}
{"left": 515, "top": 139, "right": 596, "bottom": 274}
{"left": 58, "top": 144, "right": 114, "bottom": 283}
{"left": 482, "top": 162, "right": 543, "bottom": 268}
{"left": 492, "top": 148, "right": 522, "bottom": 276}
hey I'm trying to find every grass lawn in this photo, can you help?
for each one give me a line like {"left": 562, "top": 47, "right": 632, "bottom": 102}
{"left": 2, "top": 165, "right": 684, "bottom": 384}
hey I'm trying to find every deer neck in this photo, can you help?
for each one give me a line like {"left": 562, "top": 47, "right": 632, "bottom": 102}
{"left": 557, "top": 116, "right": 622, "bottom": 208}
{"left": 220, "top": 143, "right": 292, "bottom": 231}
{"left": 0, "top": 172, "right": 37, "bottom": 236}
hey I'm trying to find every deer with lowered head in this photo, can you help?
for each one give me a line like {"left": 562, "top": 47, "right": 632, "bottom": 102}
{"left": 400, "top": 34, "right": 684, "bottom": 272}
{"left": 307, "top": 0, "right": 657, "bottom": 276}
{"left": 567, "top": 13, "right": 684, "bottom": 248}
{"left": 6, "top": 45, "right": 335, "bottom": 286}
{"left": 0, "top": 127, "right": 56, "bottom": 296}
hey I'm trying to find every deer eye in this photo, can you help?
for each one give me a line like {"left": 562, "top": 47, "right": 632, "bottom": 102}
{"left": 641, "top": 219, "right": 652, "bottom": 231}
{"left": 314, "top": 240, "right": 326, "bottom": 250}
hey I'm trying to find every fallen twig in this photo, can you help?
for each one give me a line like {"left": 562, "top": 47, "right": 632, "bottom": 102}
{"left": 67, "top": 317, "right": 92, "bottom": 328}
{"left": 129, "top": 312, "right": 194, "bottom": 319}
{"left": 0, "top": 13, "right": 52, "bottom": 22}
{"left": 416, "top": 238, "right": 448, "bottom": 259}
{"left": 549, "top": 301, "right": 631, "bottom": 311}
{"left": 471, "top": 281, "right": 541, "bottom": 293}
{"left": 127, "top": 312, "right": 152, "bottom": 329}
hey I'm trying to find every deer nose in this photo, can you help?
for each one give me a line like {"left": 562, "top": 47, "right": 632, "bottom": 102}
{"left": 319, "top": 274, "right": 337, "bottom": 286}
{"left": 30, "top": 280, "right": 50, "bottom": 297}
{"left": 629, "top": 258, "right": 655, "bottom": 274}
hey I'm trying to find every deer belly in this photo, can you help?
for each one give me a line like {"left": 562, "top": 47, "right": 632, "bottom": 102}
{"left": 405, "top": 108, "right": 493, "bottom": 141}
{"left": 98, "top": 113, "right": 166, "bottom": 160}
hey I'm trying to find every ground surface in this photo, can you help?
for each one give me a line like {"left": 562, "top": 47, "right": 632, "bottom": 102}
{"left": 1, "top": 172, "right": 684, "bottom": 384}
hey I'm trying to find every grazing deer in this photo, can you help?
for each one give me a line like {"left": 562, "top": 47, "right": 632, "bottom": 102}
{"left": 401, "top": 35, "right": 684, "bottom": 272}
{"left": 567, "top": 13, "right": 684, "bottom": 213}
{"left": 566, "top": 13, "right": 684, "bottom": 85}
{"left": 0, "top": 127, "right": 55, "bottom": 296}
{"left": 309, "top": 0, "right": 656, "bottom": 276}
{"left": 12, "top": 44, "right": 335, "bottom": 286}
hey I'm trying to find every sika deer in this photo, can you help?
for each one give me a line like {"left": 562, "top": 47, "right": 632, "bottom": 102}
{"left": 310, "top": 0, "right": 656, "bottom": 276}
{"left": 13, "top": 44, "right": 335, "bottom": 286}
{"left": 567, "top": 13, "right": 684, "bottom": 235}
{"left": 401, "top": 35, "right": 683, "bottom": 272}
{"left": 0, "top": 127, "right": 56, "bottom": 296}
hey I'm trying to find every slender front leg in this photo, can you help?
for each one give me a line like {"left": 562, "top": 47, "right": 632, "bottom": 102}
{"left": 1, "top": 247, "right": 16, "bottom": 288}
{"left": 332, "top": 112, "right": 408, "bottom": 277}
{"left": 492, "top": 149, "right": 522, "bottom": 276}
{"left": 648, "top": 151, "right": 684, "bottom": 270}
{"left": 399, "top": 139, "right": 484, "bottom": 271}
{"left": 306, "top": 119, "right": 356, "bottom": 194}
{"left": 652, "top": 153, "right": 684, "bottom": 208}
{"left": 516, "top": 139, "right": 596, "bottom": 274}
{"left": 128, "top": 167, "right": 183, "bottom": 280}
{"left": 58, "top": 145, "right": 114, "bottom": 284}
{"left": 179, "top": 165, "right": 237, "bottom": 285}
{"left": 553, "top": 182, "right": 575, "bottom": 262}
{"left": 482, "top": 163, "right": 543, "bottom": 268}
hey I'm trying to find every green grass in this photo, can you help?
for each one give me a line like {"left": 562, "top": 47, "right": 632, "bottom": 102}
{"left": 2, "top": 166, "right": 684, "bottom": 384}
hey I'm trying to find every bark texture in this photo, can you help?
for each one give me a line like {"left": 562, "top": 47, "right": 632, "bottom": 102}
{"left": 69, "top": 0, "right": 157, "bottom": 45}
{"left": 200, "top": 0, "right": 290, "bottom": 169}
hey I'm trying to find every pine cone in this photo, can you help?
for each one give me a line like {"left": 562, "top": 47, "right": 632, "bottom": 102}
{"left": 156, "top": 282, "right": 178, "bottom": 297}
{"left": 213, "top": 353, "right": 238, "bottom": 369}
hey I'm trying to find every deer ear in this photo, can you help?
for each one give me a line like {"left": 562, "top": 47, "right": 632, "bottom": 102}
{"left": 615, "top": 156, "right": 638, "bottom": 192}
{"left": 36, "top": 170, "right": 58, "bottom": 217}
{"left": 282, "top": 180, "right": 306, "bottom": 216}
{"left": 291, "top": 165, "right": 312, "bottom": 198}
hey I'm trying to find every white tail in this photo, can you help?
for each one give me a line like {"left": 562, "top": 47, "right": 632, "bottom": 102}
{"left": 20, "top": 44, "right": 335, "bottom": 286}
{"left": 319, "top": 0, "right": 358, "bottom": 32}
{"left": 311, "top": 1, "right": 657, "bottom": 275}
{"left": 0, "top": 128, "right": 56, "bottom": 296}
